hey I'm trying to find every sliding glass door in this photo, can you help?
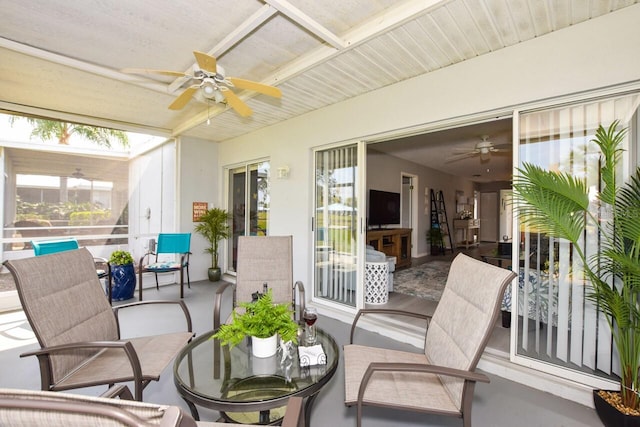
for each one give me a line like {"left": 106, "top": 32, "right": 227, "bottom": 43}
{"left": 227, "top": 161, "right": 270, "bottom": 273}
{"left": 515, "top": 92, "right": 639, "bottom": 386}
{"left": 313, "top": 144, "right": 361, "bottom": 307}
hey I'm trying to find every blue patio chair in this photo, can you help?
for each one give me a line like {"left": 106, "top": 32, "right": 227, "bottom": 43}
{"left": 31, "top": 238, "right": 113, "bottom": 302}
{"left": 138, "top": 233, "right": 191, "bottom": 300}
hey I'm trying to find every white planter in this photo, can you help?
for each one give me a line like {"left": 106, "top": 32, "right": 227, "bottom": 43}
{"left": 251, "top": 334, "right": 278, "bottom": 358}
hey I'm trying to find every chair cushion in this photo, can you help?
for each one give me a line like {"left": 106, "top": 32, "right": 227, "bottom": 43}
{"left": 53, "top": 332, "right": 193, "bottom": 391}
{"left": 145, "top": 262, "right": 182, "bottom": 271}
{"left": 343, "top": 344, "right": 459, "bottom": 414}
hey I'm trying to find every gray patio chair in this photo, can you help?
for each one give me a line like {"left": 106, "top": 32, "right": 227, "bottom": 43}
{"left": 213, "top": 235, "right": 305, "bottom": 330}
{"left": 0, "top": 387, "right": 304, "bottom": 427}
{"left": 344, "top": 253, "right": 516, "bottom": 427}
{"left": 3, "top": 248, "right": 194, "bottom": 402}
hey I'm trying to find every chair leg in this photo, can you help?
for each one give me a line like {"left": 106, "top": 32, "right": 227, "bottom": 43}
{"left": 180, "top": 268, "right": 184, "bottom": 299}
{"left": 155, "top": 273, "right": 159, "bottom": 290}
{"left": 186, "top": 265, "right": 190, "bottom": 288}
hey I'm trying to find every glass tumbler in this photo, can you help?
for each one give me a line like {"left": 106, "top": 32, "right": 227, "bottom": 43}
{"left": 303, "top": 307, "right": 318, "bottom": 345}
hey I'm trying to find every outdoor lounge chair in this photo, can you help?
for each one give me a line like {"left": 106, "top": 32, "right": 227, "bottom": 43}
{"left": 344, "top": 253, "right": 516, "bottom": 427}
{"left": 31, "top": 238, "right": 114, "bottom": 302}
{"left": 0, "top": 387, "right": 304, "bottom": 427}
{"left": 138, "top": 233, "right": 191, "bottom": 300}
{"left": 213, "top": 235, "right": 305, "bottom": 330}
{"left": 3, "top": 248, "right": 194, "bottom": 401}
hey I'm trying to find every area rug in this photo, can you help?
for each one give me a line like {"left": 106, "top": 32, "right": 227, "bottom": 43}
{"left": 393, "top": 261, "right": 451, "bottom": 302}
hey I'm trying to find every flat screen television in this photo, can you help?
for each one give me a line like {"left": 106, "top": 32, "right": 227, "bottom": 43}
{"left": 368, "top": 189, "right": 401, "bottom": 228}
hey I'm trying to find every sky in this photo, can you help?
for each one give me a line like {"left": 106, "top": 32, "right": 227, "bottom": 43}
{"left": 0, "top": 113, "right": 165, "bottom": 152}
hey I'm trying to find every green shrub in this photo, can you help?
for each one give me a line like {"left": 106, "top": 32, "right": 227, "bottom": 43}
{"left": 69, "top": 210, "right": 110, "bottom": 225}
{"left": 109, "top": 250, "right": 134, "bottom": 265}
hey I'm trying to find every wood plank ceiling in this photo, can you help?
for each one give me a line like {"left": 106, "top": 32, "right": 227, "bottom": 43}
{"left": 1, "top": 0, "right": 636, "bottom": 147}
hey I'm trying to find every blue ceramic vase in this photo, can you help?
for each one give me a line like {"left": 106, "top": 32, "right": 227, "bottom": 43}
{"left": 111, "top": 263, "right": 136, "bottom": 301}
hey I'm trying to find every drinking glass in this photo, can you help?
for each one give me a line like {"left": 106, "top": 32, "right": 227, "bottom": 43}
{"left": 303, "top": 307, "right": 318, "bottom": 345}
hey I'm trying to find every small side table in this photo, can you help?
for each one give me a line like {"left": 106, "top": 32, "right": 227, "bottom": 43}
{"left": 365, "top": 261, "right": 389, "bottom": 304}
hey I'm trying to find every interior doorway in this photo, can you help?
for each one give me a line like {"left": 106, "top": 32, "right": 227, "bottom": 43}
{"left": 401, "top": 173, "right": 418, "bottom": 258}
{"left": 479, "top": 192, "right": 498, "bottom": 242}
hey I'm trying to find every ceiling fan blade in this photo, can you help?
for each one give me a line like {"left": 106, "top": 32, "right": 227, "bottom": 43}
{"left": 169, "top": 86, "right": 198, "bottom": 110}
{"left": 221, "top": 89, "right": 253, "bottom": 117}
{"left": 228, "top": 78, "right": 282, "bottom": 98}
{"left": 491, "top": 144, "right": 513, "bottom": 152}
{"left": 121, "top": 68, "right": 189, "bottom": 78}
{"left": 452, "top": 147, "right": 479, "bottom": 153}
{"left": 446, "top": 152, "right": 478, "bottom": 162}
{"left": 193, "top": 51, "right": 217, "bottom": 74}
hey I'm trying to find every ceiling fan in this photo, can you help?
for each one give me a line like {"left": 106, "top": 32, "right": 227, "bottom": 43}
{"left": 123, "top": 51, "right": 282, "bottom": 117}
{"left": 446, "top": 136, "right": 512, "bottom": 162}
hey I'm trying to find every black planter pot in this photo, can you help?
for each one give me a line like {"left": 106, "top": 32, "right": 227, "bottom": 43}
{"left": 594, "top": 390, "right": 640, "bottom": 427}
{"left": 208, "top": 267, "right": 221, "bottom": 282}
{"left": 111, "top": 263, "right": 136, "bottom": 301}
{"left": 501, "top": 310, "right": 511, "bottom": 328}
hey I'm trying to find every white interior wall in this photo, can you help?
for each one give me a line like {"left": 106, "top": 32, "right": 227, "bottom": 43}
{"left": 211, "top": 5, "right": 640, "bottom": 289}
{"left": 177, "top": 136, "right": 219, "bottom": 282}
{"left": 367, "top": 149, "right": 475, "bottom": 257}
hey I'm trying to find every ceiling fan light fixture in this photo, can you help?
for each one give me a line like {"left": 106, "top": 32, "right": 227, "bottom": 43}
{"left": 201, "top": 78, "right": 217, "bottom": 97}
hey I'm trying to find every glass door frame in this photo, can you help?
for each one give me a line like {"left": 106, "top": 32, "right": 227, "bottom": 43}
{"left": 310, "top": 140, "right": 367, "bottom": 312}
{"left": 509, "top": 99, "right": 636, "bottom": 391}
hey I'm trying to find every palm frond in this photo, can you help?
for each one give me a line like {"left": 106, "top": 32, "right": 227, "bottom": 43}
{"left": 513, "top": 163, "right": 589, "bottom": 243}
{"left": 593, "top": 120, "right": 626, "bottom": 206}
{"left": 616, "top": 171, "right": 640, "bottom": 245}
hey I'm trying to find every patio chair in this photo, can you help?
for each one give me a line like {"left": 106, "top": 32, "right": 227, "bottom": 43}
{"left": 0, "top": 387, "right": 304, "bottom": 427}
{"left": 31, "top": 238, "right": 113, "bottom": 302}
{"left": 138, "top": 233, "right": 191, "bottom": 300}
{"left": 344, "top": 253, "right": 516, "bottom": 427}
{"left": 213, "top": 235, "right": 305, "bottom": 331}
{"left": 3, "top": 247, "right": 194, "bottom": 401}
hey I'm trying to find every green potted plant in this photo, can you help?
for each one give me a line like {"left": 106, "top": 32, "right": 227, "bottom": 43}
{"left": 426, "top": 227, "right": 445, "bottom": 255}
{"left": 513, "top": 121, "right": 640, "bottom": 425}
{"left": 193, "top": 207, "right": 231, "bottom": 281}
{"left": 108, "top": 249, "right": 136, "bottom": 301}
{"left": 213, "top": 289, "right": 298, "bottom": 358}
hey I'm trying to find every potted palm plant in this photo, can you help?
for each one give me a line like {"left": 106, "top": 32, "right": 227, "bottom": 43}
{"left": 193, "top": 207, "right": 231, "bottom": 281}
{"left": 212, "top": 289, "right": 299, "bottom": 358}
{"left": 109, "top": 249, "right": 136, "bottom": 301}
{"left": 513, "top": 121, "right": 640, "bottom": 425}
{"left": 426, "top": 227, "right": 445, "bottom": 255}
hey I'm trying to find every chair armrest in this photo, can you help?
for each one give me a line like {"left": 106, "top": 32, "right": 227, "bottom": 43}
{"left": 180, "top": 252, "right": 191, "bottom": 265}
{"left": 138, "top": 251, "right": 156, "bottom": 269}
{"left": 21, "top": 340, "right": 143, "bottom": 384}
{"left": 294, "top": 281, "right": 305, "bottom": 322}
{"left": 113, "top": 300, "right": 193, "bottom": 333}
{"left": 358, "top": 362, "right": 490, "bottom": 403}
{"left": 350, "top": 309, "right": 431, "bottom": 344}
{"left": 100, "top": 384, "right": 134, "bottom": 400}
{"left": 213, "top": 281, "right": 235, "bottom": 331}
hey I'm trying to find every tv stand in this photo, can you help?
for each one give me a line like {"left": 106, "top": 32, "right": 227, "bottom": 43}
{"left": 367, "top": 228, "right": 412, "bottom": 268}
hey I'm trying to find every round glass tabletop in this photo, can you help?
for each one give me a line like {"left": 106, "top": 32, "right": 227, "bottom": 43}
{"left": 174, "top": 326, "right": 339, "bottom": 422}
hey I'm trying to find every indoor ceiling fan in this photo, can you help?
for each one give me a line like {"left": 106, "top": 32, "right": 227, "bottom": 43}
{"left": 446, "top": 135, "right": 512, "bottom": 162}
{"left": 123, "top": 51, "right": 282, "bottom": 117}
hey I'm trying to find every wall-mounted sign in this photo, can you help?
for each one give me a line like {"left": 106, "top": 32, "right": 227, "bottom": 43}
{"left": 193, "top": 202, "right": 208, "bottom": 222}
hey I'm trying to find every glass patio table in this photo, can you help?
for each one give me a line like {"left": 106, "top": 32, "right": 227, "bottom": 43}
{"left": 174, "top": 326, "right": 339, "bottom": 426}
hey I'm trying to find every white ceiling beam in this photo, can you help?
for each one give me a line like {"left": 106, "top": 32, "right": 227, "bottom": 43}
{"left": 172, "top": 0, "right": 448, "bottom": 135}
{"left": 0, "top": 37, "right": 169, "bottom": 95}
{"left": 265, "top": 0, "right": 346, "bottom": 49}
{"left": 168, "top": 4, "right": 279, "bottom": 93}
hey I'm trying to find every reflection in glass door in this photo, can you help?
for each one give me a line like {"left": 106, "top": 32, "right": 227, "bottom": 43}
{"left": 515, "top": 92, "right": 639, "bottom": 387}
{"left": 227, "top": 161, "right": 270, "bottom": 272}
{"left": 314, "top": 144, "right": 359, "bottom": 307}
